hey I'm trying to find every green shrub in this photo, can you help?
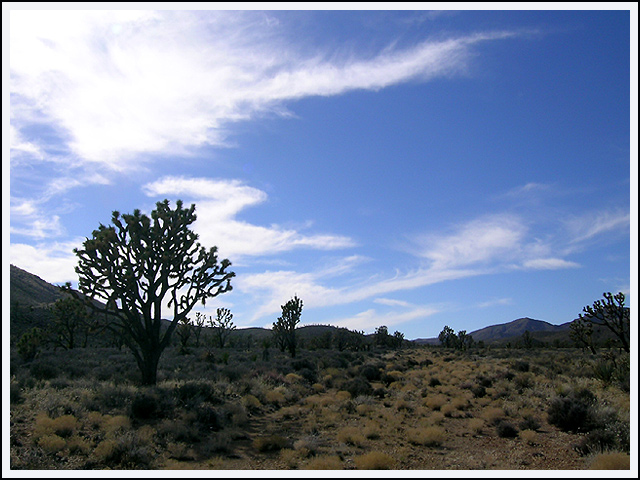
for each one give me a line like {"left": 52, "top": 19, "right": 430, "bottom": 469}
{"left": 343, "top": 377, "right": 373, "bottom": 397}
{"left": 17, "top": 327, "right": 45, "bottom": 361}
{"left": 358, "top": 364, "right": 382, "bottom": 381}
{"left": 29, "top": 361, "right": 59, "bottom": 381}
{"left": 253, "top": 434, "right": 290, "bottom": 452}
{"left": 195, "top": 403, "right": 221, "bottom": 432}
{"left": 174, "top": 380, "right": 220, "bottom": 408}
{"left": 547, "top": 388, "right": 599, "bottom": 433}
{"left": 496, "top": 420, "right": 519, "bottom": 438}
{"left": 131, "top": 391, "right": 161, "bottom": 420}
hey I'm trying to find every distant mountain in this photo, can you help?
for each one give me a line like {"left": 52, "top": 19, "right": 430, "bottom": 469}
{"left": 413, "top": 317, "right": 569, "bottom": 345}
{"left": 9, "top": 265, "right": 67, "bottom": 341}
{"left": 10, "top": 264, "right": 66, "bottom": 308}
{"left": 468, "top": 317, "right": 568, "bottom": 343}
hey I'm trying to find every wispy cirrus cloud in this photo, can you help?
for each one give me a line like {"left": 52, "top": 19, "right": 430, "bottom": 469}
{"left": 565, "top": 209, "right": 630, "bottom": 245}
{"left": 10, "top": 9, "right": 522, "bottom": 173}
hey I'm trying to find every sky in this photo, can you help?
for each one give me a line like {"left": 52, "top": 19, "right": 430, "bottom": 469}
{"left": 4, "top": 4, "right": 637, "bottom": 341}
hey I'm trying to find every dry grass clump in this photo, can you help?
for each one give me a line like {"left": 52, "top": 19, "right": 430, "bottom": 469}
{"left": 354, "top": 451, "right": 396, "bottom": 470}
{"left": 33, "top": 413, "right": 79, "bottom": 439}
{"left": 589, "top": 452, "right": 630, "bottom": 470}
{"left": 468, "top": 418, "right": 485, "bottom": 435}
{"left": 37, "top": 434, "right": 67, "bottom": 454}
{"left": 406, "top": 426, "right": 446, "bottom": 447}
{"left": 482, "top": 406, "right": 505, "bottom": 425}
{"left": 336, "top": 426, "right": 366, "bottom": 446}
{"left": 362, "top": 419, "right": 381, "bottom": 439}
{"left": 279, "top": 448, "right": 299, "bottom": 468}
{"left": 519, "top": 429, "right": 538, "bottom": 445}
{"left": 253, "top": 434, "right": 290, "bottom": 452}
{"left": 241, "top": 394, "right": 262, "bottom": 412}
{"left": 265, "top": 388, "right": 286, "bottom": 406}
{"left": 425, "top": 394, "right": 448, "bottom": 411}
{"left": 303, "top": 455, "right": 343, "bottom": 470}
{"left": 335, "top": 390, "right": 352, "bottom": 401}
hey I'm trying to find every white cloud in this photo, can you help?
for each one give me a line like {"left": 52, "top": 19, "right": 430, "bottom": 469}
{"left": 10, "top": 240, "right": 82, "bottom": 284}
{"left": 522, "top": 258, "right": 580, "bottom": 270}
{"left": 413, "top": 214, "right": 527, "bottom": 269}
{"left": 10, "top": 10, "right": 520, "bottom": 171}
{"left": 566, "top": 209, "right": 630, "bottom": 244}
{"left": 143, "top": 176, "right": 356, "bottom": 260}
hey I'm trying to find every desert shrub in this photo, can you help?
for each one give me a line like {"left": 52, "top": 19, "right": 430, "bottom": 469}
{"left": 102, "top": 415, "right": 131, "bottom": 434}
{"left": 195, "top": 402, "right": 221, "bottom": 432}
{"left": 372, "top": 387, "right": 386, "bottom": 399}
{"left": 29, "top": 361, "right": 59, "bottom": 381}
{"left": 50, "top": 415, "right": 79, "bottom": 438}
{"left": 574, "top": 429, "right": 618, "bottom": 456}
{"left": 130, "top": 391, "right": 161, "bottom": 420}
{"left": 547, "top": 388, "right": 599, "bottom": 433}
{"left": 292, "top": 358, "right": 316, "bottom": 372}
{"left": 293, "top": 435, "right": 321, "bottom": 457}
{"left": 476, "top": 375, "right": 493, "bottom": 388}
{"left": 407, "top": 426, "right": 446, "bottom": 446}
{"left": 10, "top": 382, "right": 23, "bottom": 404}
{"left": 343, "top": 377, "right": 373, "bottom": 397}
{"left": 156, "top": 417, "right": 200, "bottom": 444}
{"left": 513, "top": 372, "right": 534, "bottom": 390}
{"left": 336, "top": 426, "right": 366, "bottom": 446}
{"left": 359, "top": 364, "right": 382, "bottom": 381}
{"left": 425, "top": 394, "right": 448, "bottom": 411}
{"left": 37, "top": 434, "right": 66, "bottom": 454}
{"left": 589, "top": 452, "right": 630, "bottom": 470}
{"left": 49, "top": 378, "right": 71, "bottom": 390}
{"left": 574, "top": 420, "right": 630, "bottom": 456}
{"left": 496, "top": 420, "right": 519, "bottom": 438}
{"left": 174, "top": 380, "right": 220, "bottom": 408}
{"left": 17, "top": 327, "right": 45, "bottom": 361}
{"left": 166, "top": 442, "right": 196, "bottom": 461}
{"left": 241, "top": 394, "right": 262, "bottom": 412}
{"left": 303, "top": 455, "right": 343, "bottom": 470}
{"left": 592, "top": 359, "right": 616, "bottom": 385}
{"left": 265, "top": 388, "right": 286, "bottom": 406}
{"left": 354, "top": 451, "right": 396, "bottom": 470}
{"left": 429, "top": 377, "right": 442, "bottom": 387}
{"left": 482, "top": 407, "right": 505, "bottom": 425}
{"left": 519, "top": 429, "right": 538, "bottom": 445}
{"left": 468, "top": 418, "right": 485, "bottom": 435}
{"left": 512, "top": 360, "right": 529, "bottom": 372}
{"left": 362, "top": 420, "right": 381, "bottom": 439}
{"left": 253, "top": 434, "right": 290, "bottom": 452}
{"left": 66, "top": 435, "right": 93, "bottom": 455}
{"left": 471, "top": 385, "right": 487, "bottom": 398}
{"left": 94, "top": 384, "right": 134, "bottom": 411}
{"left": 519, "top": 414, "right": 542, "bottom": 432}
{"left": 92, "top": 431, "right": 154, "bottom": 468}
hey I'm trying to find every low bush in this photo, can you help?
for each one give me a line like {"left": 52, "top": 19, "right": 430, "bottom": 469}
{"left": 589, "top": 452, "right": 630, "bottom": 470}
{"left": 29, "top": 362, "right": 59, "bottom": 381}
{"left": 407, "top": 426, "right": 446, "bottom": 446}
{"left": 496, "top": 420, "right": 519, "bottom": 438}
{"left": 519, "top": 429, "right": 538, "bottom": 445}
{"left": 303, "top": 455, "right": 343, "bottom": 470}
{"left": 37, "top": 434, "right": 66, "bottom": 454}
{"left": 343, "top": 377, "right": 373, "bottom": 398}
{"left": 253, "top": 434, "right": 290, "bottom": 452}
{"left": 336, "top": 426, "right": 366, "bottom": 446}
{"left": 354, "top": 451, "right": 396, "bottom": 470}
{"left": 547, "top": 388, "right": 599, "bottom": 433}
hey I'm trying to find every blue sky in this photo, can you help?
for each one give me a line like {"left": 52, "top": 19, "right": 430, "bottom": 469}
{"left": 5, "top": 6, "right": 636, "bottom": 340}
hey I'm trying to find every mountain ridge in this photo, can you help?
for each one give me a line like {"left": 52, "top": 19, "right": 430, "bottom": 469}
{"left": 7, "top": 264, "right": 582, "bottom": 345}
